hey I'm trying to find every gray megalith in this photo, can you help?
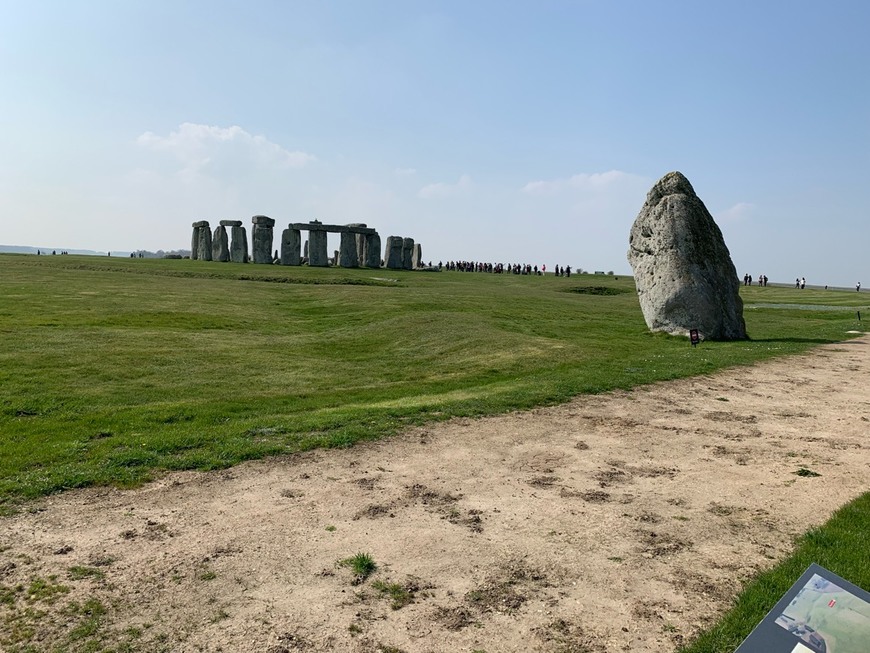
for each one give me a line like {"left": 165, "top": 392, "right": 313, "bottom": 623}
{"left": 339, "top": 232, "right": 359, "bottom": 268}
{"left": 308, "top": 229, "right": 328, "bottom": 266}
{"left": 363, "top": 233, "right": 381, "bottom": 268}
{"left": 627, "top": 171, "right": 747, "bottom": 341}
{"left": 384, "top": 236, "right": 404, "bottom": 269}
{"left": 251, "top": 215, "right": 275, "bottom": 264}
{"left": 191, "top": 221, "right": 210, "bottom": 261}
{"left": 411, "top": 243, "right": 423, "bottom": 269}
{"left": 401, "top": 238, "right": 415, "bottom": 270}
{"left": 280, "top": 228, "right": 302, "bottom": 266}
{"left": 211, "top": 225, "right": 229, "bottom": 262}
{"left": 230, "top": 225, "right": 248, "bottom": 263}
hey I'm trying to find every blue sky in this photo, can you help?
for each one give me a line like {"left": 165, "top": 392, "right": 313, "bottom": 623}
{"left": 1, "top": 1, "right": 868, "bottom": 286}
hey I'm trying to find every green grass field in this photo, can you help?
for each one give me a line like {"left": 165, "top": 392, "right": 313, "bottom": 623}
{"left": 1, "top": 252, "right": 868, "bottom": 652}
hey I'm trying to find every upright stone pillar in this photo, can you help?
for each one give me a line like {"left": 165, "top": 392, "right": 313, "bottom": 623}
{"left": 303, "top": 239, "right": 309, "bottom": 261}
{"left": 212, "top": 225, "right": 229, "bottom": 262}
{"left": 363, "top": 233, "right": 381, "bottom": 268}
{"left": 412, "top": 243, "right": 423, "bottom": 269}
{"left": 225, "top": 221, "right": 248, "bottom": 263}
{"left": 251, "top": 215, "right": 275, "bottom": 264}
{"left": 347, "top": 223, "right": 367, "bottom": 265}
{"left": 308, "top": 229, "right": 328, "bottom": 266}
{"left": 280, "top": 228, "right": 302, "bottom": 266}
{"left": 384, "top": 236, "right": 404, "bottom": 269}
{"left": 339, "top": 231, "right": 359, "bottom": 268}
{"left": 191, "top": 221, "right": 210, "bottom": 260}
{"left": 401, "top": 238, "right": 415, "bottom": 270}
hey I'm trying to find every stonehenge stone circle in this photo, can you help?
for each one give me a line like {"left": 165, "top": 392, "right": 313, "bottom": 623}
{"left": 627, "top": 171, "right": 747, "bottom": 341}
{"left": 190, "top": 218, "right": 422, "bottom": 271}
{"left": 251, "top": 215, "right": 275, "bottom": 264}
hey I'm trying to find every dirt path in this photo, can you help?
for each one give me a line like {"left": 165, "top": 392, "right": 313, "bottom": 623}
{"left": 2, "top": 338, "right": 869, "bottom": 653}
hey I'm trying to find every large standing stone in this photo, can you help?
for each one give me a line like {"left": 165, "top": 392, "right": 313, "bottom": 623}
{"left": 339, "top": 232, "right": 359, "bottom": 268}
{"left": 347, "top": 223, "right": 367, "bottom": 265}
{"left": 191, "top": 221, "right": 210, "bottom": 260}
{"left": 280, "top": 228, "right": 302, "bottom": 266}
{"left": 212, "top": 226, "right": 229, "bottom": 262}
{"left": 308, "top": 229, "right": 328, "bottom": 266}
{"left": 627, "top": 171, "right": 746, "bottom": 340}
{"left": 230, "top": 225, "right": 249, "bottom": 263}
{"left": 384, "top": 236, "right": 404, "bottom": 269}
{"left": 251, "top": 215, "right": 275, "bottom": 264}
{"left": 411, "top": 243, "right": 423, "bottom": 269}
{"left": 401, "top": 238, "right": 415, "bottom": 270}
{"left": 363, "top": 233, "right": 381, "bottom": 268}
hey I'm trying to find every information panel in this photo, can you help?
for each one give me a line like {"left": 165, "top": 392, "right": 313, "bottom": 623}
{"left": 736, "top": 564, "right": 870, "bottom": 653}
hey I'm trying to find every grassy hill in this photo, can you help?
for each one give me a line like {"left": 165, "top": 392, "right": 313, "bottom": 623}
{"left": 2, "top": 253, "right": 869, "bottom": 652}
{"left": 1, "top": 253, "right": 866, "bottom": 506}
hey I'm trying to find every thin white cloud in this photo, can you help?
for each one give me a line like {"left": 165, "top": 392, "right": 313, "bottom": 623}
{"left": 418, "top": 174, "right": 471, "bottom": 199}
{"left": 137, "top": 123, "right": 315, "bottom": 179}
{"left": 394, "top": 167, "right": 417, "bottom": 176}
{"left": 716, "top": 202, "right": 756, "bottom": 222}
{"left": 521, "top": 170, "right": 637, "bottom": 195}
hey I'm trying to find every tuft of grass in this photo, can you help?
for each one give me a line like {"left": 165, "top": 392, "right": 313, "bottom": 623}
{"left": 339, "top": 552, "right": 377, "bottom": 583}
{"left": 794, "top": 467, "right": 821, "bottom": 477}
{"left": 371, "top": 580, "right": 415, "bottom": 610}
{"left": 68, "top": 565, "right": 105, "bottom": 581}
{"left": 25, "top": 576, "right": 69, "bottom": 603}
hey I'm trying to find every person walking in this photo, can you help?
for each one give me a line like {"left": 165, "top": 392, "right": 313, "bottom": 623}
{"left": 858, "top": 282, "right": 862, "bottom": 292}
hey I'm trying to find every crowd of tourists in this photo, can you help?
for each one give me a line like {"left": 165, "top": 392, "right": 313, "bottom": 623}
{"left": 440, "top": 261, "right": 573, "bottom": 276}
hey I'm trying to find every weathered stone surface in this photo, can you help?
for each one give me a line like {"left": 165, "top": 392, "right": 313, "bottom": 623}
{"left": 384, "top": 236, "right": 404, "bottom": 269}
{"left": 308, "top": 230, "right": 328, "bottom": 266}
{"left": 220, "top": 220, "right": 243, "bottom": 227}
{"left": 196, "top": 224, "right": 212, "bottom": 261}
{"left": 288, "top": 222, "right": 375, "bottom": 234}
{"left": 230, "top": 226, "right": 248, "bottom": 263}
{"left": 212, "top": 226, "right": 229, "bottom": 262}
{"left": 191, "top": 221, "right": 209, "bottom": 260}
{"left": 347, "top": 223, "right": 367, "bottom": 265}
{"left": 627, "top": 171, "right": 746, "bottom": 340}
{"left": 363, "top": 233, "right": 381, "bottom": 268}
{"left": 251, "top": 216, "right": 274, "bottom": 264}
{"left": 401, "top": 238, "right": 414, "bottom": 270}
{"left": 411, "top": 243, "right": 423, "bottom": 269}
{"left": 280, "top": 228, "right": 302, "bottom": 266}
{"left": 339, "top": 232, "right": 359, "bottom": 268}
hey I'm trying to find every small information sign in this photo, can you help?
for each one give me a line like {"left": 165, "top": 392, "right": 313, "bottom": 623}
{"left": 689, "top": 329, "right": 700, "bottom": 347}
{"left": 735, "top": 563, "right": 870, "bottom": 653}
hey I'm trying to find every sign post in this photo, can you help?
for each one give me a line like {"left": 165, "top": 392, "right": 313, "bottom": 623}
{"left": 735, "top": 563, "right": 870, "bottom": 652}
{"left": 690, "top": 329, "right": 700, "bottom": 347}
